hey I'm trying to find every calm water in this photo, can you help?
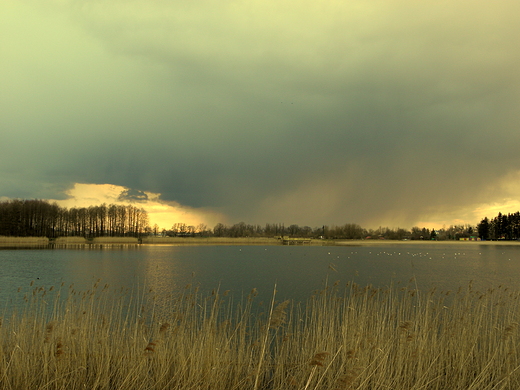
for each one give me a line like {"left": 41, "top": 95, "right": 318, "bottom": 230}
{"left": 1, "top": 243, "right": 520, "bottom": 311}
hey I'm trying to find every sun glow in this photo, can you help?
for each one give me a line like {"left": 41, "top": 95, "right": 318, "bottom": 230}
{"left": 52, "top": 183, "right": 224, "bottom": 231}
{"left": 14, "top": 180, "right": 520, "bottom": 234}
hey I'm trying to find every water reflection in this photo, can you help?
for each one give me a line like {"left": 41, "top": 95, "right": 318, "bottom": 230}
{"left": 2, "top": 243, "right": 520, "bottom": 315}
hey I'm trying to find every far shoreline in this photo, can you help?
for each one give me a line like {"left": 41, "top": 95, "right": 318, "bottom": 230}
{"left": 1, "top": 236, "right": 520, "bottom": 247}
{"left": 335, "top": 239, "right": 520, "bottom": 246}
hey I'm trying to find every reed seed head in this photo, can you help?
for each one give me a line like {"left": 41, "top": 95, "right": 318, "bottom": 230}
{"left": 503, "top": 322, "right": 518, "bottom": 340}
{"left": 346, "top": 349, "right": 356, "bottom": 359}
{"left": 335, "top": 367, "right": 362, "bottom": 389}
{"left": 145, "top": 341, "right": 157, "bottom": 353}
{"left": 55, "top": 341, "right": 64, "bottom": 358}
{"left": 269, "top": 300, "right": 290, "bottom": 329}
{"left": 44, "top": 321, "right": 57, "bottom": 343}
{"left": 310, "top": 351, "right": 329, "bottom": 367}
{"left": 159, "top": 322, "right": 170, "bottom": 334}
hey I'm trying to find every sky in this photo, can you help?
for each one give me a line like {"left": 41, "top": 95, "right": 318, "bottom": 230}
{"left": 2, "top": 1, "right": 520, "bottom": 231}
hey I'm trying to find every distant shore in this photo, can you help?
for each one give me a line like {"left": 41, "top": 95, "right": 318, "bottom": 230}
{"left": 0, "top": 236, "right": 286, "bottom": 247}
{"left": 2, "top": 236, "right": 520, "bottom": 247}
{"left": 335, "top": 239, "right": 520, "bottom": 246}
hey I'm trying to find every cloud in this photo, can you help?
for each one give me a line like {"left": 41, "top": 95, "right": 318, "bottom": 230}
{"left": 118, "top": 188, "right": 148, "bottom": 203}
{"left": 52, "top": 183, "right": 224, "bottom": 230}
{"left": 1, "top": 0, "right": 520, "bottom": 229}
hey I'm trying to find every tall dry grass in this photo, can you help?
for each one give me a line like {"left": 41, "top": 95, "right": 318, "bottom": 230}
{"left": 54, "top": 237, "right": 88, "bottom": 245}
{"left": 0, "top": 236, "right": 48, "bottom": 246}
{"left": 92, "top": 237, "right": 139, "bottom": 244}
{"left": 141, "top": 237, "right": 281, "bottom": 245}
{"left": 1, "top": 279, "right": 520, "bottom": 389}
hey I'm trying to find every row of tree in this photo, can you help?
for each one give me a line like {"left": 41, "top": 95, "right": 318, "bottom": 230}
{"left": 161, "top": 221, "right": 481, "bottom": 241}
{"left": 0, "top": 199, "right": 149, "bottom": 238}
{"left": 2, "top": 198, "right": 517, "bottom": 241}
{"left": 477, "top": 212, "right": 520, "bottom": 241}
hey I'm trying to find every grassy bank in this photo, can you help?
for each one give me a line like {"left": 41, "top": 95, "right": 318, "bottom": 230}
{"left": 142, "top": 237, "right": 283, "bottom": 245}
{"left": 0, "top": 236, "right": 48, "bottom": 246}
{"left": 336, "top": 239, "right": 520, "bottom": 246}
{"left": 2, "top": 281, "right": 520, "bottom": 389}
{"left": 0, "top": 236, "right": 315, "bottom": 247}
{"left": 4, "top": 236, "right": 517, "bottom": 247}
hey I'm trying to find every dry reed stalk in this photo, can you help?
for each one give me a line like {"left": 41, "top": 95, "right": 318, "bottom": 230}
{"left": 269, "top": 300, "right": 290, "bottom": 329}
{"left": 253, "top": 285, "right": 278, "bottom": 390}
{"left": 0, "top": 236, "right": 48, "bottom": 245}
{"left": 302, "top": 351, "right": 333, "bottom": 390}
{"left": 3, "top": 279, "right": 520, "bottom": 389}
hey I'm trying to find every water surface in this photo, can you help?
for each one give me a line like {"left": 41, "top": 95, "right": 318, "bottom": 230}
{"left": 1, "top": 243, "right": 520, "bottom": 310}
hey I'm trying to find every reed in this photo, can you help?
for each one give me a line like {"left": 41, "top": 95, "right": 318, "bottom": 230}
{"left": 1, "top": 280, "right": 520, "bottom": 389}
{"left": 54, "top": 237, "right": 88, "bottom": 244}
{"left": 92, "top": 237, "right": 139, "bottom": 244}
{"left": 0, "top": 236, "right": 48, "bottom": 246}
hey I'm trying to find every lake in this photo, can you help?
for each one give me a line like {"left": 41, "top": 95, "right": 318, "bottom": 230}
{"left": 1, "top": 242, "right": 520, "bottom": 312}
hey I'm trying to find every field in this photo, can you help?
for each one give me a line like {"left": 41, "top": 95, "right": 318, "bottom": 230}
{"left": 2, "top": 280, "right": 520, "bottom": 389}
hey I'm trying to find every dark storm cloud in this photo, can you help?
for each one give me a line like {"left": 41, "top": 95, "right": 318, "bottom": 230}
{"left": 118, "top": 189, "right": 148, "bottom": 203}
{"left": 2, "top": 1, "right": 520, "bottom": 228}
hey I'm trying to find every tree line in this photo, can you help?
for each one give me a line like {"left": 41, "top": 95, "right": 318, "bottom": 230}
{"left": 2, "top": 198, "right": 517, "bottom": 241}
{"left": 477, "top": 212, "right": 520, "bottom": 240}
{"left": 0, "top": 199, "right": 149, "bottom": 238}
{"left": 162, "top": 221, "right": 481, "bottom": 241}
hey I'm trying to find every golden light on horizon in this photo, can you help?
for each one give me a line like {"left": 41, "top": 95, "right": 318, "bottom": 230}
{"left": 52, "top": 183, "right": 225, "bottom": 231}
{"left": 21, "top": 180, "right": 520, "bottom": 232}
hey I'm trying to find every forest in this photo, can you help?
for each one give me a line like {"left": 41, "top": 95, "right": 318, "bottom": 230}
{"left": 0, "top": 199, "right": 148, "bottom": 238}
{"left": 0, "top": 199, "right": 518, "bottom": 241}
{"left": 476, "top": 212, "right": 520, "bottom": 241}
